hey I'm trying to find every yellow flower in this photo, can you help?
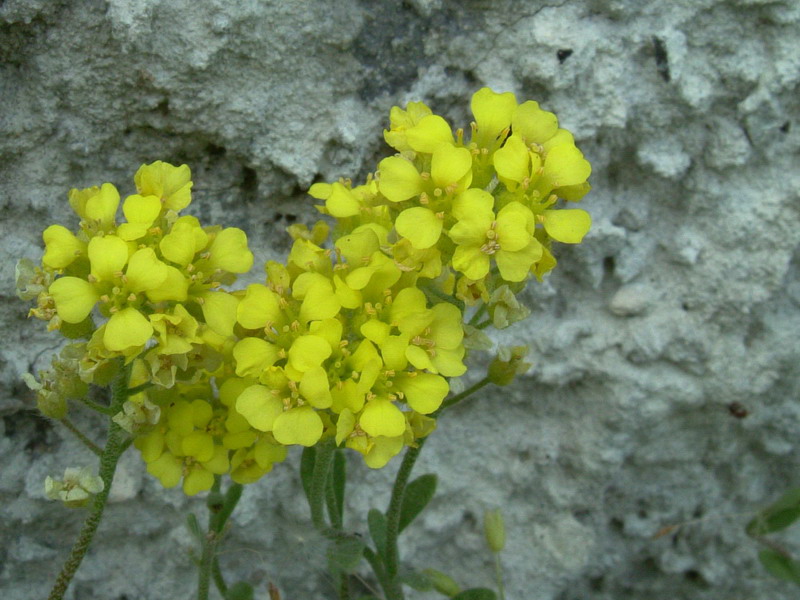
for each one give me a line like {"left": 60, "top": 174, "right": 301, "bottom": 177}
{"left": 69, "top": 183, "right": 120, "bottom": 230}
{"left": 448, "top": 191, "right": 543, "bottom": 282}
{"left": 134, "top": 161, "right": 193, "bottom": 212}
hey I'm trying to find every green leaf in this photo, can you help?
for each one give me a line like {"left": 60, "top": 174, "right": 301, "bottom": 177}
{"left": 397, "top": 567, "right": 434, "bottom": 591}
{"left": 225, "top": 581, "right": 255, "bottom": 600}
{"left": 332, "top": 450, "right": 346, "bottom": 523}
{"left": 300, "top": 445, "right": 316, "bottom": 506}
{"left": 451, "top": 588, "right": 497, "bottom": 600}
{"left": 368, "top": 509, "right": 387, "bottom": 556}
{"left": 185, "top": 512, "right": 202, "bottom": 542}
{"left": 758, "top": 549, "right": 800, "bottom": 585}
{"left": 399, "top": 473, "right": 437, "bottom": 532}
{"left": 747, "top": 488, "right": 800, "bottom": 536}
{"left": 327, "top": 536, "right": 365, "bottom": 574}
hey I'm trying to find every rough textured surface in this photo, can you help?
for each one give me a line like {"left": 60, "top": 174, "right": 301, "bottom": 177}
{"left": 2, "top": 0, "right": 799, "bottom": 598}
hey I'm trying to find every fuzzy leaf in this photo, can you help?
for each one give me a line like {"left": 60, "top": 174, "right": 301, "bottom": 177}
{"left": 758, "top": 550, "right": 800, "bottom": 585}
{"left": 368, "top": 509, "right": 387, "bottom": 557}
{"left": 399, "top": 473, "right": 437, "bottom": 532}
{"left": 747, "top": 488, "right": 800, "bottom": 536}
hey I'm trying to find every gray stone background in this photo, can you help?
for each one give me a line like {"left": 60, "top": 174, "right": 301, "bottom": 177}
{"left": 1, "top": 0, "right": 799, "bottom": 598}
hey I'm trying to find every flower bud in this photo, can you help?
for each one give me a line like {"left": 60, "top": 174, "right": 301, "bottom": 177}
{"left": 483, "top": 508, "right": 506, "bottom": 553}
{"left": 422, "top": 568, "right": 461, "bottom": 597}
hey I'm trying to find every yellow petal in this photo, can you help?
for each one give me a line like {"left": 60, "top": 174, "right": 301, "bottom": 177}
{"left": 233, "top": 337, "right": 280, "bottom": 377}
{"left": 496, "top": 202, "right": 534, "bottom": 252}
{"left": 288, "top": 335, "right": 332, "bottom": 372}
{"left": 299, "top": 366, "right": 333, "bottom": 409}
{"left": 451, "top": 189, "right": 494, "bottom": 222}
{"left": 336, "top": 409, "right": 355, "bottom": 445}
{"left": 405, "top": 114, "right": 454, "bottom": 153}
{"left": 145, "top": 265, "right": 189, "bottom": 302}
{"left": 471, "top": 87, "right": 517, "bottom": 145}
{"left": 378, "top": 156, "right": 424, "bottom": 203}
{"left": 126, "top": 248, "right": 168, "bottom": 292}
{"left": 430, "top": 145, "right": 472, "bottom": 189}
{"left": 272, "top": 406, "right": 323, "bottom": 446}
{"left": 122, "top": 194, "right": 161, "bottom": 225}
{"left": 159, "top": 221, "right": 199, "bottom": 266}
{"left": 104, "top": 308, "right": 153, "bottom": 351}
{"left": 208, "top": 228, "right": 253, "bottom": 273}
{"left": 42, "top": 225, "right": 84, "bottom": 269}
{"left": 397, "top": 373, "right": 448, "bottom": 414}
{"left": 542, "top": 144, "right": 591, "bottom": 188}
{"left": 49, "top": 277, "right": 99, "bottom": 323}
{"left": 326, "top": 183, "right": 361, "bottom": 217}
{"left": 200, "top": 291, "right": 239, "bottom": 337}
{"left": 88, "top": 235, "right": 128, "bottom": 281}
{"left": 183, "top": 467, "right": 215, "bottom": 496}
{"left": 236, "top": 385, "right": 284, "bottom": 431}
{"left": 511, "top": 101, "right": 559, "bottom": 145}
{"left": 493, "top": 135, "right": 530, "bottom": 189}
{"left": 496, "top": 239, "right": 544, "bottom": 282}
{"left": 359, "top": 399, "right": 406, "bottom": 437}
{"left": 542, "top": 209, "right": 592, "bottom": 244}
{"left": 364, "top": 435, "right": 404, "bottom": 469}
{"left": 84, "top": 183, "right": 120, "bottom": 227}
{"left": 237, "top": 283, "right": 282, "bottom": 329}
{"left": 395, "top": 207, "right": 443, "bottom": 249}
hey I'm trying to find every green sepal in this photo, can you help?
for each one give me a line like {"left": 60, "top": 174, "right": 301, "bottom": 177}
{"left": 300, "top": 445, "right": 316, "bottom": 506}
{"left": 758, "top": 549, "right": 800, "bottom": 585}
{"left": 451, "top": 588, "right": 497, "bottom": 600}
{"left": 327, "top": 536, "right": 365, "bottom": 574}
{"left": 225, "top": 581, "right": 255, "bottom": 600}
{"left": 747, "top": 488, "right": 800, "bottom": 536}
{"left": 399, "top": 473, "right": 437, "bottom": 532}
{"left": 368, "top": 509, "right": 387, "bottom": 557}
{"left": 59, "top": 315, "right": 95, "bottom": 339}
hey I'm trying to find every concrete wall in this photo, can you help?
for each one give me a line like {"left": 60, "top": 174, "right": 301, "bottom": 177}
{"left": 2, "top": 0, "right": 799, "bottom": 598}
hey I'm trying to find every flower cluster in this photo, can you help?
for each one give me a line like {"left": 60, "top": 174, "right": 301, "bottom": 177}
{"left": 310, "top": 87, "right": 592, "bottom": 310}
{"left": 21, "top": 88, "right": 592, "bottom": 497}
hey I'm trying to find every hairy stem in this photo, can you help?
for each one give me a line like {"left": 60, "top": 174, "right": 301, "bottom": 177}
{"left": 47, "top": 363, "right": 130, "bottom": 600}
{"left": 198, "top": 480, "right": 243, "bottom": 600}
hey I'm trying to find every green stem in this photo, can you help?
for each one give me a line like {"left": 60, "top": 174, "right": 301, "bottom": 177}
{"left": 326, "top": 468, "right": 342, "bottom": 530}
{"left": 198, "top": 480, "right": 243, "bottom": 600}
{"left": 47, "top": 363, "right": 130, "bottom": 600}
{"left": 125, "top": 382, "right": 154, "bottom": 396}
{"left": 475, "top": 318, "right": 492, "bottom": 330}
{"left": 212, "top": 557, "right": 227, "bottom": 597}
{"left": 468, "top": 303, "right": 488, "bottom": 326}
{"left": 310, "top": 440, "right": 335, "bottom": 531}
{"left": 75, "top": 395, "right": 115, "bottom": 416}
{"left": 384, "top": 442, "right": 426, "bottom": 587}
{"left": 60, "top": 418, "right": 102, "bottom": 456}
{"left": 494, "top": 553, "right": 505, "bottom": 600}
{"left": 420, "top": 284, "right": 466, "bottom": 311}
{"left": 437, "top": 376, "right": 492, "bottom": 413}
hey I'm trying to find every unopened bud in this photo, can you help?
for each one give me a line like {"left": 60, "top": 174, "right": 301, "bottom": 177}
{"left": 483, "top": 508, "right": 506, "bottom": 553}
{"left": 422, "top": 568, "right": 460, "bottom": 597}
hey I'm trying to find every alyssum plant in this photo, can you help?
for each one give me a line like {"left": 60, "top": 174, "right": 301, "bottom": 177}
{"left": 17, "top": 88, "right": 592, "bottom": 600}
